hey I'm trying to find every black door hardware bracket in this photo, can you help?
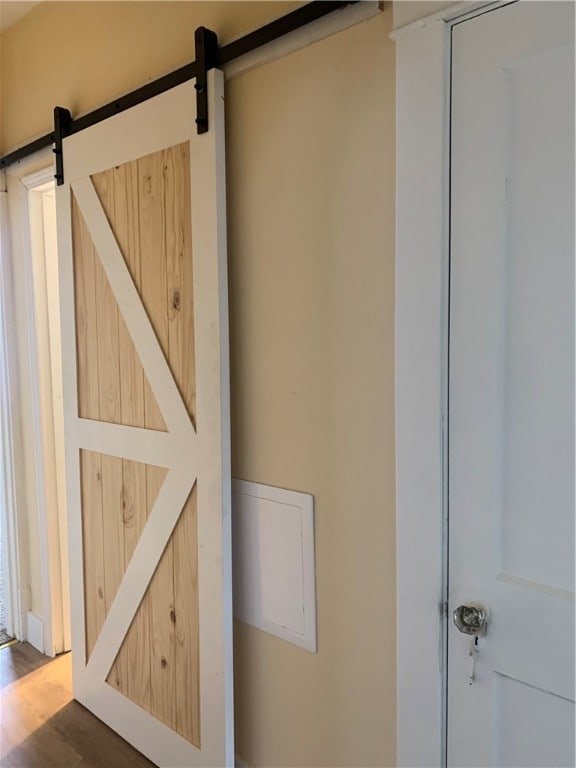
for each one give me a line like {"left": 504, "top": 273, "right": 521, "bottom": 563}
{"left": 0, "top": 3, "right": 360, "bottom": 173}
{"left": 194, "top": 27, "right": 219, "bottom": 135}
{"left": 53, "top": 106, "right": 71, "bottom": 186}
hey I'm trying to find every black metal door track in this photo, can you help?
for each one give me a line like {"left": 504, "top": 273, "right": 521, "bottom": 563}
{"left": 0, "top": 1, "right": 358, "bottom": 184}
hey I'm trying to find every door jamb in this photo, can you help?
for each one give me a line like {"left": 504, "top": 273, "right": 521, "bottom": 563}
{"left": 4, "top": 151, "right": 70, "bottom": 657}
{"left": 393, "top": 2, "right": 513, "bottom": 765}
{"left": 0, "top": 178, "right": 25, "bottom": 643}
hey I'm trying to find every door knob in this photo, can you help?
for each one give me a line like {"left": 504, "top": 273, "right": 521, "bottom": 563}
{"left": 453, "top": 603, "right": 488, "bottom": 635}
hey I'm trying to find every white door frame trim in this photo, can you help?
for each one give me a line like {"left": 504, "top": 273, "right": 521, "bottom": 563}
{"left": 3, "top": 151, "right": 71, "bottom": 656}
{"left": 0, "top": 182, "right": 25, "bottom": 643}
{"left": 20, "top": 165, "right": 70, "bottom": 658}
{"left": 394, "top": 2, "right": 514, "bottom": 766}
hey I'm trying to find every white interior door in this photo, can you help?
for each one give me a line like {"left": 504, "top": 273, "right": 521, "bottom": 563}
{"left": 55, "top": 70, "right": 233, "bottom": 767}
{"left": 449, "top": 3, "right": 574, "bottom": 766}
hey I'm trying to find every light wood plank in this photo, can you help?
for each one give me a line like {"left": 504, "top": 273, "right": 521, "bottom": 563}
{"left": 109, "top": 161, "right": 153, "bottom": 709}
{"left": 138, "top": 150, "right": 176, "bottom": 729}
{"left": 117, "top": 162, "right": 164, "bottom": 428}
{"left": 173, "top": 488, "right": 200, "bottom": 745}
{"left": 79, "top": 451, "right": 105, "bottom": 661}
{"left": 72, "top": 196, "right": 99, "bottom": 421}
{"left": 75, "top": 147, "right": 199, "bottom": 737}
{"left": 120, "top": 459, "right": 156, "bottom": 711}
{"left": 165, "top": 142, "right": 200, "bottom": 744}
{"left": 115, "top": 161, "right": 152, "bottom": 710}
{"left": 72, "top": 175, "right": 188, "bottom": 436}
{"left": 165, "top": 143, "right": 196, "bottom": 422}
{"left": 146, "top": 464, "right": 175, "bottom": 727}
{"left": 84, "top": 463, "right": 193, "bottom": 683}
{"left": 73, "top": 198, "right": 106, "bottom": 663}
{"left": 92, "top": 170, "right": 126, "bottom": 693}
{"left": 111, "top": 162, "right": 140, "bottom": 287}
{"left": 109, "top": 461, "right": 169, "bottom": 718}
{"left": 92, "top": 171, "right": 122, "bottom": 428}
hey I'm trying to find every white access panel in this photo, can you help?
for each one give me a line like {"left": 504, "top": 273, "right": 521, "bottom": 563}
{"left": 232, "top": 480, "right": 316, "bottom": 652}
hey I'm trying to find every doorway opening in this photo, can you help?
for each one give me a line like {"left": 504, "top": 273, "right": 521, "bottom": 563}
{"left": 2, "top": 163, "right": 70, "bottom": 660}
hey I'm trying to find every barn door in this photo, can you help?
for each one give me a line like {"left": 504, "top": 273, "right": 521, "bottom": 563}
{"left": 55, "top": 71, "right": 233, "bottom": 768}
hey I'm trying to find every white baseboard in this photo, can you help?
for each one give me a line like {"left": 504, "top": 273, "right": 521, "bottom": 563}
{"left": 26, "top": 611, "right": 44, "bottom": 653}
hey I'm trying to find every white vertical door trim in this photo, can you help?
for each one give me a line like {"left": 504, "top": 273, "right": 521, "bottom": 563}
{"left": 190, "top": 68, "right": 234, "bottom": 762}
{"left": 0, "top": 187, "right": 23, "bottom": 643}
{"left": 24, "top": 173, "right": 65, "bottom": 657}
{"left": 395, "top": 15, "right": 450, "bottom": 768}
{"left": 394, "top": 2, "right": 513, "bottom": 765}
{"left": 3, "top": 156, "right": 70, "bottom": 656}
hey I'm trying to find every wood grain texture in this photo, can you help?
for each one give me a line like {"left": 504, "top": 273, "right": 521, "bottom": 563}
{"left": 165, "top": 143, "right": 196, "bottom": 423}
{"left": 72, "top": 144, "right": 199, "bottom": 741}
{"left": 89, "top": 164, "right": 171, "bottom": 700}
{"left": 165, "top": 143, "right": 200, "bottom": 744}
{"left": 112, "top": 159, "right": 154, "bottom": 710}
{"left": 86, "top": 166, "right": 166, "bottom": 432}
{"left": 100, "top": 453, "right": 126, "bottom": 692}
{"left": 92, "top": 170, "right": 126, "bottom": 694}
{"left": 72, "top": 195, "right": 99, "bottom": 422}
{"left": 138, "top": 151, "right": 176, "bottom": 729}
{"left": 79, "top": 450, "right": 105, "bottom": 662}
{"left": 119, "top": 459, "right": 155, "bottom": 711}
{"left": 0, "top": 644, "right": 155, "bottom": 768}
{"left": 107, "top": 459, "right": 166, "bottom": 710}
{"left": 74, "top": 191, "right": 107, "bottom": 664}
{"left": 173, "top": 487, "right": 200, "bottom": 745}
{"left": 92, "top": 169, "right": 122, "bottom": 428}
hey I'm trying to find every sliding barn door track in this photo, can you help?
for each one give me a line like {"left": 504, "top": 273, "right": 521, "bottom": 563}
{"left": 0, "top": 1, "right": 359, "bottom": 184}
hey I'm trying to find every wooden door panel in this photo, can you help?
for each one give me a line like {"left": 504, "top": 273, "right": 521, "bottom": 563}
{"left": 91, "top": 144, "right": 196, "bottom": 425}
{"left": 58, "top": 73, "right": 231, "bottom": 766}
{"left": 73, "top": 146, "right": 200, "bottom": 745}
{"left": 80, "top": 452, "right": 167, "bottom": 663}
{"left": 71, "top": 192, "right": 166, "bottom": 431}
{"left": 106, "top": 485, "right": 200, "bottom": 747}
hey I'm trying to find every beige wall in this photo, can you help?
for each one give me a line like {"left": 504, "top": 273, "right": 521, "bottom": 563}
{"left": 0, "top": 1, "right": 304, "bottom": 154}
{"left": 1, "top": 2, "right": 396, "bottom": 766}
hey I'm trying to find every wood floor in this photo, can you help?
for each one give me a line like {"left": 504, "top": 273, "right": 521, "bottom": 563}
{"left": 0, "top": 642, "right": 156, "bottom": 767}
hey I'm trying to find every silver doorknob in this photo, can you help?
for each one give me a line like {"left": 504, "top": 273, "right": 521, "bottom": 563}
{"left": 453, "top": 603, "right": 488, "bottom": 635}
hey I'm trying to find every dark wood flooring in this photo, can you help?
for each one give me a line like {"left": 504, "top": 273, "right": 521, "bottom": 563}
{"left": 0, "top": 642, "right": 156, "bottom": 767}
